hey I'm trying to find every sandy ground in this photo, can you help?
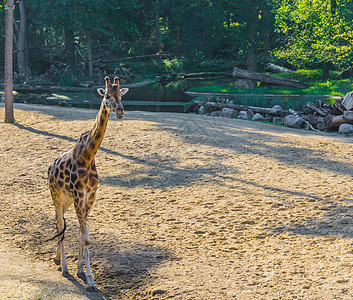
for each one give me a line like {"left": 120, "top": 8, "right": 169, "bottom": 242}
{"left": 1, "top": 103, "right": 353, "bottom": 299}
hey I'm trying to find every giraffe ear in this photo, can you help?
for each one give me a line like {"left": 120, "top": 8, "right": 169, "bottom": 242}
{"left": 97, "top": 88, "right": 105, "bottom": 96}
{"left": 120, "top": 88, "right": 129, "bottom": 95}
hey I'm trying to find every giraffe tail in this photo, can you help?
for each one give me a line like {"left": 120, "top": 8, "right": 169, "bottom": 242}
{"left": 45, "top": 217, "right": 66, "bottom": 244}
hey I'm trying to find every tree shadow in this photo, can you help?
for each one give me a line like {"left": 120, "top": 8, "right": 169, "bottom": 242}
{"left": 90, "top": 235, "right": 173, "bottom": 297}
{"left": 273, "top": 203, "right": 353, "bottom": 239}
{"left": 2, "top": 207, "right": 173, "bottom": 299}
{"left": 8, "top": 104, "right": 353, "bottom": 247}
{"left": 146, "top": 113, "right": 353, "bottom": 178}
{"left": 0, "top": 274, "right": 111, "bottom": 300}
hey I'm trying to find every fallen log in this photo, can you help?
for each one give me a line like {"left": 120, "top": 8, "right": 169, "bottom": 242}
{"left": 184, "top": 72, "right": 233, "bottom": 78}
{"left": 305, "top": 102, "right": 329, "bottom": 116}
{"left": 265, "top": 63, "right": 294, "bottom": 74}
{"left": 185, "top": 91, "right": 340, "bottom": 100}
{"left": 232, "top": 66, "right": 310, "bottom": 88}
{"left": 325, "top": 111, "right": 353, "bottom": 128}
{"left": 14, "top": 85, "right": 95, "bottom": 92}
{"left": 93, "top": 53, "right": 171, "bottom": 64}
{"left": 13, "top": 79, "right": 157, "bottom": 93}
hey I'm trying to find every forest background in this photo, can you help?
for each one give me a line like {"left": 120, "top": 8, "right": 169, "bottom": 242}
{"left": 0, "top": 0, "right": 353, "bottom": 84}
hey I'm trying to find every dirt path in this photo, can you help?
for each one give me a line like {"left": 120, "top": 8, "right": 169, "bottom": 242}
{"left": 1, "top": 103, "right": 353, "bottom": 299}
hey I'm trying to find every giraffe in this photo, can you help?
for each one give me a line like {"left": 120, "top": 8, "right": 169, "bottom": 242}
{"left": 47, "top": 76, "right": 129, "bottom": 291}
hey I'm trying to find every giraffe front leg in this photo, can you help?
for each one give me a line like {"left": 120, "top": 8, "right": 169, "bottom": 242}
{"left": 77, "top": 231, "right": 86, "bottom": 282}
{"left": 83, "top": 236, "right": 98, "bottom": 292}
{"left": 74, "top": 198, "right": 97, "bottom": 291}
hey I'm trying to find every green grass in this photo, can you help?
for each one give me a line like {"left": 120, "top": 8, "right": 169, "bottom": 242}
{"left": 189, "top": 70, "right": 353, "bottom": 97}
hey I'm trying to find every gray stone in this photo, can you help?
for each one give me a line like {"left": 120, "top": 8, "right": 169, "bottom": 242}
{"left": 343, "top": 111, "right": 353, "bottom": 119}
{"left": 220, "top": 108, "right": 237, "bottom": 118}
{"left": 210, "top": 111, "right": 221, "bottom": 117}
{"left": 58, "top": 100, "right": 72, "bottom": 107}
{"left": 273, "top": 117, "right": 284, "bottom": 123}
{"left": 272, "top": 105, "right": 283, "bottom": 111}
{"left": 252, "top": 113, "right": 265, "bottom": 121}
{"left": 246, "top": 109, "right": 255, "bottom": 119}
{"left": 238, "top": 110, "right": 249, "bottom": 119}
{"left": 339, "top": 123, "right": 353, "bottom": 135}
{"left": 198, "top": 106, "right": 206, "bottom": 115}
{"left": 283, "top": 115, "right": 305, "bottom": 128}
{"left": 234, "top": 79, "right": 256, "bottom": 89}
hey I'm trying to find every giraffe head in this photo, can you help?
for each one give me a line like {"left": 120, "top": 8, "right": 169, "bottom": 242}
{"left": 97, "top": 76, "right": 129, "bottom": 119}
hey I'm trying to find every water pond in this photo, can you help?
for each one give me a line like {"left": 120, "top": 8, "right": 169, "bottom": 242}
{"left": 12, "top": 79, "right": 338, "bottom": 113}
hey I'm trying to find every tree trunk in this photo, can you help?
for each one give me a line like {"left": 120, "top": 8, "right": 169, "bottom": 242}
{"left": 86, "top": 33, "right": 93, "bottom": 78}
{"left": 233, "top": 66, "right": 310, "bottom": 88}
{"left": 246, "top": 6, "right": 259, "bottom": 72}
{"left": 331, "top": 0, "right": 337, "bottom": 14}
{"left": 4, "top": 0, "right": 15, "bottom": 123}
{"left": 262, "top": 3, "right": 271, "bottom": 58}
{"left": 17, "top": 0, "right": 30, "bottom": 77}
{"left": 322, "top": 62, "right": 330, "bottom": 82}
{"left": 155, "top": 0, "right": 161, "bottom": 51}
{"left": 64, "top": 26, "right": 75, "bottom": 70}
{"left": 176, "top": 28, "right": 181, "bottom": 56}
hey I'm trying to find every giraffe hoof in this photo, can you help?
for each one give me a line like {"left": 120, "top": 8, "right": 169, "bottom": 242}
{"left": 62, "top": 270, "right": 70, "bottom": 277}
{"left": 54, "top": 258, "right": 61, "bottom": 266}
{"left": 77, "top": 271, "right": 87, "bottom": 283}
{"left": 87, "top": 285, "right": 98, "bottom": 292}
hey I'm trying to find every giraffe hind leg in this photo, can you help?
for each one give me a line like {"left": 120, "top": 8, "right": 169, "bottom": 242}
{"left": 55, "top": 213, "right": 70, "bottom": 277}
{"left": 47, "top": 215, "right": 66, "bottom": 266}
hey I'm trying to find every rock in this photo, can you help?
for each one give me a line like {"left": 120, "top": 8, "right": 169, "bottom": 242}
{"left": 252, "top": 113, "right": 265, "bottom": 121}
{"left": 339, "top": 123, "right": 353, "bottom": 135}
{"left": 234, "top": 79, "right": 256, "bottom": 89}
{"left": 58, "top": 100, "right": 72, "bottom": 107}
{"left": 283, "top": 115, "right": 305, "bottom": 128}
{"left": 238, "top": 110, "right": 248, "bottom": 119}
{"left": 246, "top": 109, "right": 254, "bottom": 119}
{"left": 265, "top": 114, "right": 274, "bottom": 122}
{"left": 198, "top": 106, "right": 206, "bottom": 115}
{"left": 273, "top": 117, "right": 284, "bottom": 123}
{"left": 210, "top": 111, "right": 221, "bottom": 117}
{"left": 272, "top": 105, "right": 283, "bottom": 111}
{"left": 220, "top": 108, "right": 237, "bottom": 118}
{"left": 342, "top": 92, "right": 353, "bottom": 110}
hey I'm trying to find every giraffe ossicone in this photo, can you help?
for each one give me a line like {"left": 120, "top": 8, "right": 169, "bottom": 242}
{"left": 48, "top": 76, "right": 129, "bottom": 291}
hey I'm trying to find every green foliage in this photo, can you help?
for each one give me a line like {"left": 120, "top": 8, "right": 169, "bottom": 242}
{"left": 3, "top": 0, "right": 353, "bottom": 85}
{"left": 275, "top": 69, "right": 339, "bottom": 83}
{"left": 189, "top": 76, "right": 353, "bottom": 96}
{"left": 126, "top": 58, "right": 185, "bottom": 78}
{"left": 274, "top": 0, "right": 353, "bottom": 69}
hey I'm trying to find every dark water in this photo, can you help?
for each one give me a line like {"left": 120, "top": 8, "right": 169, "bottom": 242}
{"left": 14, "top": 80, "right": 196, "bottom": 112}
{"left": 12, "top": 79, "right": 336, "bottom": 112}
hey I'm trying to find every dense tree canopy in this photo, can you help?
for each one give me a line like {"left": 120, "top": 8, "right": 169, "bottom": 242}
{"left": 274, "top": 0, "right": 353, "bottom": 71}
{"left": 1, "top": 0, "right": 353, "bottom": 79}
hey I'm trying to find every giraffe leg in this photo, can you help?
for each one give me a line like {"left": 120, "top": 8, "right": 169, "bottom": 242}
{"left": 49, "top": 188, "right": 70, "bottom": 277}
{"left": 77, "top": 231, "right": 86, "bottom": 282}
{"left": 55, "top": 211, "right": 70, "bottom": 277}
{"left": 74, "top": 192, "right": 97, "bottom": 291}
{"left": 82, "top": 229, "right": 97, "bottom": 292}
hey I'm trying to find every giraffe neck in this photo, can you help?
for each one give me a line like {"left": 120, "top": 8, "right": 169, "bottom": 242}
{"left": 80, "top": 100, "right": 110, "bottom": 164}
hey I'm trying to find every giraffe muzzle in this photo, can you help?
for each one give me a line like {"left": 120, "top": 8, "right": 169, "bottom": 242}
{"left": 116, "top": 105, "right": 124, "bottom": 119}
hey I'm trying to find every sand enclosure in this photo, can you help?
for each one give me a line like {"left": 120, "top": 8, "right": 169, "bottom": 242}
{"left": 1, "top": 103, "right": 353, "bottom": 299}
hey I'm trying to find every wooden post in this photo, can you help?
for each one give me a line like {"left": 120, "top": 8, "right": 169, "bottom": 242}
{"left": 4, "top": 0, "right": 15, "bottom": 123}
